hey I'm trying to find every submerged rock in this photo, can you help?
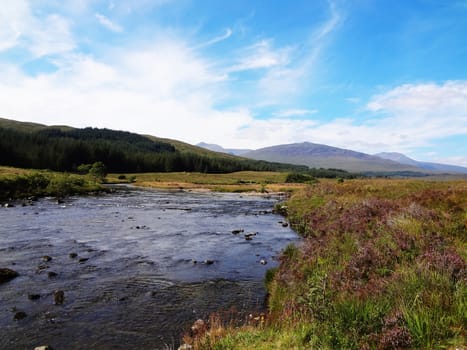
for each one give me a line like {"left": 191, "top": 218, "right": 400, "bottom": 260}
{"left": 54, "top": 290, "right": 65, "bottom": 305}
{"left": 231, "top": 229, "right": 244, "bottom": 234}
{"left": 203, "top": 260, "right": 214, "bottom": 265}
{"left": 0, "top": 268, "right": 19, "bottom": 284}
{"left": 28, "top": 293, "right": 41, "bottom": 300}
{"left": 42, "top": 255, "right": 52, "bottom": 262}
{"left": 244, "top": 232, "right": 257, "bottom": 241}
{"left": 47, "top": 271, "right": 58, "bottom": 278}
{"left": 69, "top": 252, "right": 78, "bottom": 259}
{"left": 260, "top": 259, "right": 267, "bottom": 265}
{"left": 14, "top": 311, "right": 27, "bottom": 320}
{"left": 35, "top": 346, "right": 54, "bottom": 350}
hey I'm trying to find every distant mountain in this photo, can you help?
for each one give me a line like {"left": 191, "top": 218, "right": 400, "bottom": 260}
{"left": 242, "top": 142, "right": 425, "bottom": 173}
{"left": 197, "top": 142, "right": 252, "bottom": 156}
{"left": 375, "top": 152, "right": 467, "bottom": 174}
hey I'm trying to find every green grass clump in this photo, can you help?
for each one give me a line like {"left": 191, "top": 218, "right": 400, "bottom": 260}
{"left": 0, "top": 166, "right": 105, "bottom": 201}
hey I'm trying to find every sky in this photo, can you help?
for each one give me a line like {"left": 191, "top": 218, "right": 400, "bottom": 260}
{"left": 0, "top": 0, "right": 466, "bottom": 166}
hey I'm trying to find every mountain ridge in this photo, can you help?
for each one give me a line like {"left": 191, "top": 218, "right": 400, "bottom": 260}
{"left": 198, "top": 141, "right": 467, "bottom": 174}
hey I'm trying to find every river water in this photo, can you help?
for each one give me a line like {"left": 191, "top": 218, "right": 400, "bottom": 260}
{"left": 0, "top": 187, "right": 297, "bottom": 349}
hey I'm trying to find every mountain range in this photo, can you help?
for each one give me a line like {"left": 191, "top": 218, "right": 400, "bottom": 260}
{"left": 198, "top": 142, "right": 467, "bottom": 174}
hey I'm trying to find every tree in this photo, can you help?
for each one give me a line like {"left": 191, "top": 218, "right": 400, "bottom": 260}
{"left": 89, "top": 162, "right": 107, "bottom": 183}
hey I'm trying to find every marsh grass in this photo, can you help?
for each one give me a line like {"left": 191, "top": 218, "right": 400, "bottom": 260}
{"left": 191, "top": 179, "right": 466, "bottom": 349}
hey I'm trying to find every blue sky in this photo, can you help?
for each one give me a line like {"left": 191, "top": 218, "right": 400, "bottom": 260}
{"left": 1, "top": 0, "right": 466, "bottom": 166}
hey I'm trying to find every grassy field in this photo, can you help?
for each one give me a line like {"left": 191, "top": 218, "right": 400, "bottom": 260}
{"left": 108, "top": 171, "right": 306, "bottom": 193}
{"left": 184, "top": 178, "right": 466, "bottom": 349}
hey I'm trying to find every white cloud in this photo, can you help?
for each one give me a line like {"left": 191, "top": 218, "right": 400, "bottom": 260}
{"left": 274, "top": 109, "right": 318, "bottom": 118}
{"left": 366, "top": 81, "right": 467, "bottom": 142}
{"left": 95, "top": 12, "right": 123, "bottom": 33}
{"left": 434, "top": 156, "right": 467, "bottom": 168}
{"left": 0, "top": 1, "right": 28, "bottom": 51}
{"left": 0, "top": 0, "right": 74, "bottom": 57}
{"left": 229, "top": 40, "right": 291, "bottom": 72}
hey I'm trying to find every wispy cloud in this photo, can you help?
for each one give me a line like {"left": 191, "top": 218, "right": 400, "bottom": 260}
{"left": 257, "top": 0, "right": 342, "bottom": 103}
{"left": 195, "top": 28, "right": 233, "bottom": 49}
{"left": 95, "top": 13, "right": 123, "bottom": 33}
{"left": 274, "top": 109, "right": 318, "bottom": 118}
{"left": 229, "top": 40, "right": 291, "bottom": 72}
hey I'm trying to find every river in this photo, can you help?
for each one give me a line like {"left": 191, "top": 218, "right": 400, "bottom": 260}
{"left": 0, "top": 187, "right": 297, "bottom": 349}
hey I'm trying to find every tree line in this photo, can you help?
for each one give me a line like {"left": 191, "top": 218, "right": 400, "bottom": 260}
{"left": 0, "top": 126, "right": 307, "bottom": 173}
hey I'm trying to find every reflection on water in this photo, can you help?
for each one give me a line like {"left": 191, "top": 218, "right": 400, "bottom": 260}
{"left": 0, "top": 187, "right": 297, "bottom": 349}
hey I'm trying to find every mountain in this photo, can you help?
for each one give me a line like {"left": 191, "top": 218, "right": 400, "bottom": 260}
{"left": 242, "top": 142, "right": 425, "bottom": 173}
{"left": 0, "top": 118, "right": 306, "bottom": 173}
{"left": 375, "top": 152, "right": 467, "bottom": 174}
{"left": 197, "top": 142, "right": 252, "bottom": 156}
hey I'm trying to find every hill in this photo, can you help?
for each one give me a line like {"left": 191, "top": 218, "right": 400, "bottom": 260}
{"left": 375, "top": 152, "right": 467, "bottom": 174}
{"left": 0, "top": 118, "right": 306, "bottom": 174}
{"left": 242, "top": 142, "right": 423, "bottom": 173}
{"left": 196, "top": 142, "right": 252, "bottom": 156}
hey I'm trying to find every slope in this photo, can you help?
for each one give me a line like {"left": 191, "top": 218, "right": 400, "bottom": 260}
{"left": 243, "top": 142, "right": 424, "bottom": 173}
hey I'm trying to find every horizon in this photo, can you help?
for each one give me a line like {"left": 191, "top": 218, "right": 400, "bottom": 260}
{"left": 0, "top": 1, "right": 466, "bottom": 166}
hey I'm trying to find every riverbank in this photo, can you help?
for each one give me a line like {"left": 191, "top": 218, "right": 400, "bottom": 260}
{"left": 107, "top": 171, "right": 307, "bottom": 194}
{"left": 0, "top": 166, "right": 107, "bottom": 203}
{"left": 184, "top": 178, "right": 466, "bottom": 349}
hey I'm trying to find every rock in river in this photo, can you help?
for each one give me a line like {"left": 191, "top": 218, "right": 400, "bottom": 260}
{"left": 14, "top": 311, "right": 27, "bottom": 320}
{"left": 54, "top": 290, "right": 65, "bottom": 305}
{"left": 28, "top": 293, "right": 41, "bottom": 300}
{"left": 0, "top": 268, "right": 19, "bottom": 284}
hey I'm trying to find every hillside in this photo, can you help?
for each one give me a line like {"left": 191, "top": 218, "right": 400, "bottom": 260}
{"left": 196, "top": 142, "right": 252, "bottom": 156}
{"left": 375, "top": 152, "right": 467, "bottom": 174}
{"left": 0, "top": 118, "right": 306, "bottom": 174}
{"left": 243, "top": 142, "right": 423, "bottom": 173}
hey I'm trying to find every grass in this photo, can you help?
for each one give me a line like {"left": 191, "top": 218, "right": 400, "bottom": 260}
{"left": 185, "top": 178, "right": 466, "bottom": 350}
{"left": 0, "top": 166, "right": 106, "bottom": 201}
{"left": 107, "top": 171, "right": 306, "bottom": 193}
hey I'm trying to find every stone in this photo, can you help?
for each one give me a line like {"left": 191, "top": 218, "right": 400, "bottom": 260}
{"left": 203, "top": 260, "right": 214, "bottom": 265}
{"left": 231, "top": 229, "right": 244, "bottom": 234}
{"left": 14, "top": 311, "right": 27, "bottom": 320}
{"left": 190, "top": 319, "right": 206, "bottom": 336}
{"left": 78, "top": 258, "right": 89, "bottom": 263}
{"left": 28, "top": 293, "right": 41, "bottom": 300}
{"left": 244, "top": 232, "right": 257, "bottom": 241}
{"left": 178, "top": 344, "right": 193, "bottom": 350}
{"left": 69, "top": 253, "right": 78, "bottom": 259}
{"left": 0, "top": 268, "right": 19, "bottom": 284}
{"left": 34, "top": 346, "right": 54, "bottom": 350}
{"left": 54, "top": 290, "right": 65, "bottom": 305}
{"left": 282, "top": 222, "right": 289, "bottom": 227}
{"left": 42, "top": 255, "right": 52, "bottom": 262}
{"left": 47, "top": 271, "right": 58, "bottom": 278}
{"left": 260, "top": 259, "right": 267, "bottom": 265}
